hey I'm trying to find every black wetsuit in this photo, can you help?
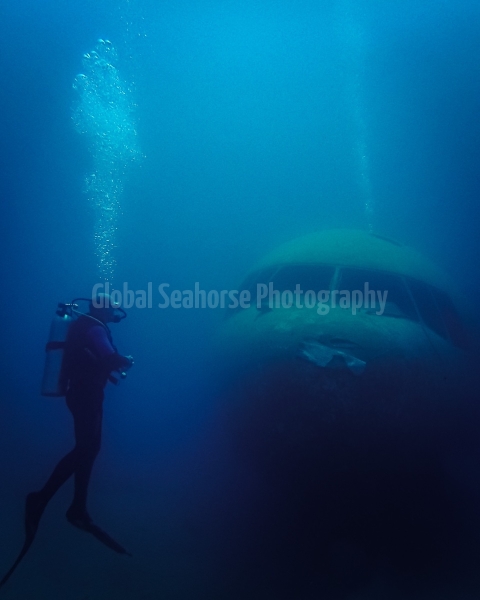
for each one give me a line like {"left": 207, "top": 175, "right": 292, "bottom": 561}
{"left": 38, "top": 315, "right": 130, "bottom": 518}
{"left": 0, "top": 315, "right": 131, "bottom": 588}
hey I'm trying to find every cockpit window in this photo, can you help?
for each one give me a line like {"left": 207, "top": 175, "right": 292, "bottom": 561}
{"left": 225, "top": 264, "right": 335, "bottom": 318}
{"left": 430, "top": 288, "right": 468, "bottom": 348}
{"left": 241, "top": 264, "right": 335, "bottom": 302}
{"left": 407, "top": 279, "right": 448, "bottom": 339}
{"left": 270, "top": 264, "right": 335, "bottom": 295}
{"left": 228, "top": 264, "right": 469, "bottom": 350}
{"left": 408, "top": 281, "right": 469, "bottom": 349}
{"left": 239, "top": 266, "right": 279, "bottom": 298}
{"left": 337, "top": 268, "right": 418, "bottom": 320}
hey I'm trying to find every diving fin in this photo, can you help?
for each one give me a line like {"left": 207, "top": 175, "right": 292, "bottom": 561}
{"left": 0, "top": 492, "right": 46, "bottom": 589}
{"left": 67, "top": 514, "right": 132, "bottom": 556}
{"left": 0, "top": 537, "right": 34, "bottom": 589}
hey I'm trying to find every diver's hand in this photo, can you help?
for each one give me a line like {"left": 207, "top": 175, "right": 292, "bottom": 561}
{"left": 124, "top": 355, "right": 134, "bottom": 370}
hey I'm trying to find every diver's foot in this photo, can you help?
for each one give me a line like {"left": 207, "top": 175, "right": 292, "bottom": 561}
{"left": 66, "top": 507, "right": 131, "bottom": 556}
{"left": 25, "top": 492, "right": 47, "bottom": 540}
{"left": 65, "top": 507, "right": 93, "bottom": 531}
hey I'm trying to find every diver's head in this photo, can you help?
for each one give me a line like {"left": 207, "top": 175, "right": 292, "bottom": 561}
{"left": 89, "top": 293, "right": 126, "bottom": 324}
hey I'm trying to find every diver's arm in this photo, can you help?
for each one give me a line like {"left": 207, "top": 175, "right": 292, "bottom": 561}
{"left": 86, "top": 326, "right": 133, "bottom": 372}
{"left": 103, "top": 352, "right": 133, "bottom": 372}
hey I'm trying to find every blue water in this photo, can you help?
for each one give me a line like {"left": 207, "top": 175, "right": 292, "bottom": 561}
{"left": 1, "top": 0, "right": 480, "bottom": 598}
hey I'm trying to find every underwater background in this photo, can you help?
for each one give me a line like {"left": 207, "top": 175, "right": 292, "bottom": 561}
{"left": 1, "top": 0, "right": 480, "bottom": 598}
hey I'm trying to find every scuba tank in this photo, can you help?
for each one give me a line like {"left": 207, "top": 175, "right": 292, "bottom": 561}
{"left": 41, "top": 303, "right": 75, "bottom": 397}
{"left": 41, "top": 298, "right": 129, "bottom": 397}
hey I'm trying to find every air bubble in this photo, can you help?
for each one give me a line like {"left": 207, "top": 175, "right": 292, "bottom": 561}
{"left": 72, "top": 40, "right": 141, "bottom": 282}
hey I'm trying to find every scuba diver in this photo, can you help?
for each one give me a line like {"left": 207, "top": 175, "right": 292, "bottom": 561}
{"left": 0, "top": 293, "right": 134, "bottom": 589}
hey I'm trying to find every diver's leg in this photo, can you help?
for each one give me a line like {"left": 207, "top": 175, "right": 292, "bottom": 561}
{"left": 62, "top": 394, "right": 131, "bottom": 555}
{"left": 25, "top": 395, "right": 82, "bottom": 536}
{"left": 34, "top": 451, "right": 77, "bottom": 503}
{"left": 25, "top": 450, "right": 78, "bottom": 536}
{"left": 66, "top": 393, "right": 103, "bottom": 523}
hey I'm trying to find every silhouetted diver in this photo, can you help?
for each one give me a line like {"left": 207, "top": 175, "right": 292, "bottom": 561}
{"left": 0, "top": 294, "right": 133, "bottom": 589}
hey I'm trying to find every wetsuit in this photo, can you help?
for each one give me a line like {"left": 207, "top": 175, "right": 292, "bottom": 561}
{"left": 0, "top": 315, "right": 132, "bottom": 587}
{"left": 37, "top": 315, "right": 131, "bottom": 520}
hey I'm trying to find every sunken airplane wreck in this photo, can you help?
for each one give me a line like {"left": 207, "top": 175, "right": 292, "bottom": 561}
{"left": 216, "top": 229, "right": 480, "bottom": 598}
